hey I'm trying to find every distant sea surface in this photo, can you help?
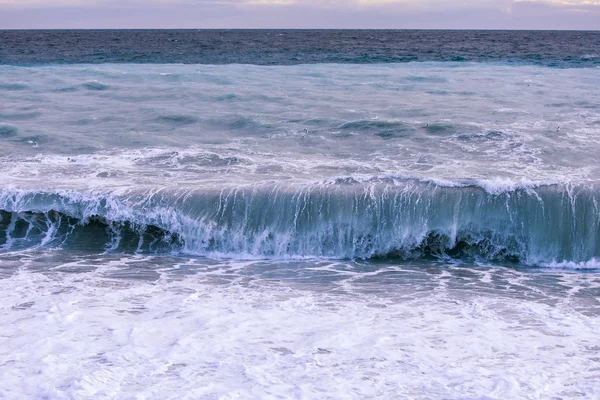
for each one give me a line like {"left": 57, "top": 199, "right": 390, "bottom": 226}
{"left": 1, "top": 30, "right": 599, "bottom": 399}
{"left": 2, "top": 29, "right": 600, "bottom": 66}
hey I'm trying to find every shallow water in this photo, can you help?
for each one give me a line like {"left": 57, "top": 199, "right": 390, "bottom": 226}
{"left": 1, "top": 251, "right": 599, "bottom": 399}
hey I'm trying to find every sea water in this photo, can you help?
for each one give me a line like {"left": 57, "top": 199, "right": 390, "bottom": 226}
{"left": 0, "top": 31, "right": 599, "bottom": 399}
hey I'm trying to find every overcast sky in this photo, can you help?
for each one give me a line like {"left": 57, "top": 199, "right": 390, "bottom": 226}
{"left": 0, "top": 0, "right": 599, "bottom": 30}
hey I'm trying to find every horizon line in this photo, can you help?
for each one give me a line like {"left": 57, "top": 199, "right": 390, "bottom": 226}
{"left": 2, "top": 28, "right": 600, "bottom": 31}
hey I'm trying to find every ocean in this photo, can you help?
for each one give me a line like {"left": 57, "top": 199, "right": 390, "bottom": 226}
{"left": 1, "top": 30, "right": 599, "bottom": 399}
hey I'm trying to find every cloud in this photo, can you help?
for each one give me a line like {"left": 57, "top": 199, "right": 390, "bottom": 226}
{"left": 509, "top": 0, "right": 600, "bottom": 13}
{"left": 1, "top": 0, "right": 599, "bottom": 8}
{"left": 0, "top": 0, "right": 598, "bottom": 28}
{"left": 520, "top": 0, "right": 600, "bottom": 4}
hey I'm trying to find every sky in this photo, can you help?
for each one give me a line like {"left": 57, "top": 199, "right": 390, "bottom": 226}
{"left": 0, "top": 0, "right": 599, "bottom": 30}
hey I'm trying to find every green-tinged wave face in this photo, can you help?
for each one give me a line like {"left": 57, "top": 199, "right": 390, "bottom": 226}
{"left": 1, "top": 181, "right": 599, "bottom": 266}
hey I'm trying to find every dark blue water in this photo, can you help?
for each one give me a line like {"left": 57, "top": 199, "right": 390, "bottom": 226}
{"left": 1, "top": 29, "right": 600, "bottom": 67}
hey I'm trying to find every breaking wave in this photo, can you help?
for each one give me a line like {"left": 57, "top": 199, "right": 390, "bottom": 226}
{"left": 1, "top": 179, "right": 599, "bottom": 267}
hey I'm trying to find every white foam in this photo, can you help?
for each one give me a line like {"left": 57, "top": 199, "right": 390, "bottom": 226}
{"left": 2, "top": 63, "right": 600, "bottom": 190}
{"left": 542, "top": 258, "right": 600, "bottom": 270}
{"left": 0, "top": 259, "right": 598, "bottom": 399}
{"left": 467, "top": 177, "right": 556, "bottom": 195}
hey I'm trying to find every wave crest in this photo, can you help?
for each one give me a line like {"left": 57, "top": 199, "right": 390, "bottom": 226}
{"left": 1, "top": 180, "right": 599, "bottom": 267}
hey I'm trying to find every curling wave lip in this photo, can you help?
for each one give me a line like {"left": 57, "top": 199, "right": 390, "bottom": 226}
{"left": 1, "top": 180, "right": 600, "bottom": 267}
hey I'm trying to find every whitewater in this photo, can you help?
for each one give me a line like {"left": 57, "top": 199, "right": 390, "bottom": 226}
{"left": 1, "top": 61, "right": 599, "bottom": 399}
